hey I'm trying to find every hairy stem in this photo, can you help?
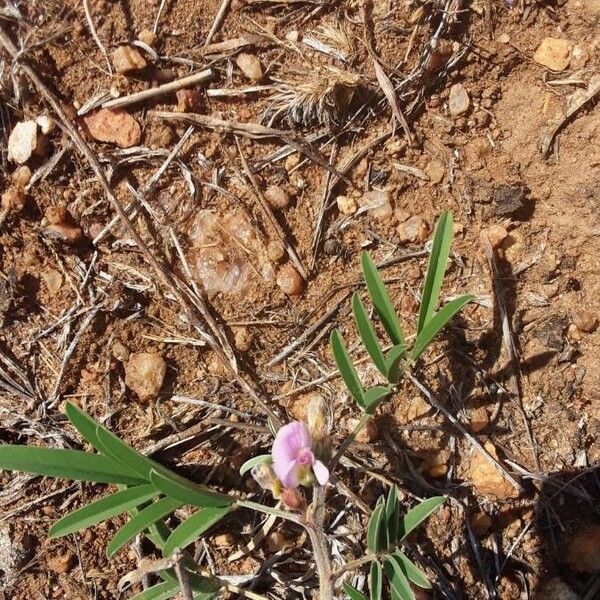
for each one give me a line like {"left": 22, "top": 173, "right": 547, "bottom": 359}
{"left": 306, "top": 486, "right": 333, "bottom": 600}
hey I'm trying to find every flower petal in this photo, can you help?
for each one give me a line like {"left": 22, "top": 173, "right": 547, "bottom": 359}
{"left": 272, "top": 421, "right": 311, "bottom": 464}
{"left": 273, "top": 458, "right": 299, "bottom": 488}
{"left": 313, "top": 460, "right": 329, "bottom": 486}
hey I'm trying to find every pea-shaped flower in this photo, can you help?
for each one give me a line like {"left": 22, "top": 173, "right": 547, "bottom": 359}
{"left": 272, "top": 421, "right": 329, "bottom": 488}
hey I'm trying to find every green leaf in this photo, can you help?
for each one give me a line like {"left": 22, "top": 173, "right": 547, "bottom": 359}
{"left": 385, "top": 486, "right": 399, "bottom": 544}
{"left": 49, "top": 484, "right": 159, "bottom": 538}
{"left": 411, "top": 295, "right": 473, "bottom": 362}
{"left": 95, "top": 427, "right": 231, "bottom": 507}
{"left": 417, "top": 211, "right": 453, "bottom": 333}
{"left": 393, "top": 551, "right": 431, "bottom": 589}
{"left": 150, "top": 469, "right": 233, "bottom": 509}
{"left": 331, "top": 329, "right": 365, "bottom": 406}
{"left": 343, "top": 582, "right": 368, "bottom": 600}
{"left": 130, "top": 581, "right": 180, "bottom": 600}
{"left": 385, "top": 344, "right": 407, "bottom": 384}
{"left": 367, "top": 498, "right": 386, "bottom": 553}
{"left": 361, "top": 253, "right": 405, "bottom": 349}
{"left": 239, "top": 454, "right": 271, "bottom": 477}
{"left": 400, "top": 496, "right": 445, "bottom": 540}
{"left": 352, "top": 293, "right": 386, "bottom": 375}
{"left": 108, "top": 497, "right": 183, "bottom": 558}
{"left": 363, "top": 386, "right": 392, "bottom": 414}
{"left": 163, "top": 506, "right": 231, "bottom": 557}
{"left": 384, "top": 556, "right": 415, "bottom": 600}
{"left": 65, "top": 402, "right": 107, "bottom": 452}
{"left": 370, "top": 560, "right": 383, "bottom": 600}
{"left": 0, "top": 446, "right": 144, "bottom": 486}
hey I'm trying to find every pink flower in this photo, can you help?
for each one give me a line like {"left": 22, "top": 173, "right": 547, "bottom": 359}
{"left": 272, "top": 421, "right": 329, "bottom": 488}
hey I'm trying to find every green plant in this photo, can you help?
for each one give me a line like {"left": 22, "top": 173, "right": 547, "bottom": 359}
{"left": 0, "top": 211, "right": 471, "bottom": 600}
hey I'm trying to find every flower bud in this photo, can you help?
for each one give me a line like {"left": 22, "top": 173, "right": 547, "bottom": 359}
{"left": 307, "top": 395, "right": 332, "bottom": 458}
{"left": 281, "top": 487, "right": 306, "bottom": 511}
{"left": 252, "top": 463, "right": 282, "bottom": 499}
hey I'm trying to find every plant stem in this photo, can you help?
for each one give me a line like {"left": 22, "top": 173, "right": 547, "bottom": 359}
{"left": 306, "top": 486, "right": 333, "bottom": 600}
{"left": 330, "top": 553, "right": 378, "bottom": 580}
{"left": 237, "top": 499, "right": 303, "bottom": 524}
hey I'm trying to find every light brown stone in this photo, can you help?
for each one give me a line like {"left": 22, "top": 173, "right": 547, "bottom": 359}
{"left": 469, "top": 441, "right": 520, "bottom": 500}
{"left": 236, "top": 53, "right": 263, "bottom": 81}
{"left": 533, "top": 37, "right": 573, "bottom": 71}
{"left": 83, "top": 108, "right": 142, "bottom": 148}
{"left": 112, "top": 45, "right": 147, "bottom": 74}
{"left": 125, "top": 352, "right": 167, "bottom": 400}
{"left": 276, "top": 264, "right": 304, "bottom": 295}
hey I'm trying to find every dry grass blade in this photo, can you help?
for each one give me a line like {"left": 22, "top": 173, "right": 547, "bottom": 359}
{"left": 83, "top": 0, "right": 112, "bottom": 75}
{"left": 204, "top": 0, "right": 231, "bottom": 47}
{"left": 102, "top": 69, "right": 213, "bottom": 109}
{"left": 151, "top": 110, "right": 352, "bottom": 185}
{"left": 372, "top": 57, "right": 414, "bottom": 145}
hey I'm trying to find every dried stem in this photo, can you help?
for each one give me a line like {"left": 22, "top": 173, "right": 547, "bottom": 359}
{"left": 306, "top": 486, "right": 333, "bottom": 600}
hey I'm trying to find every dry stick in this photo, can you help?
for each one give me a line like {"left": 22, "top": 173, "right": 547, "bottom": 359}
{"left": 234, "top": 138, "right": 308, "bottom": 279}
{"left": 407, "top": 373, "right": 524, "bottom": 494}
{"left": 82, "top": 0, "right": 112, "bottom": 75}
{"left": 101, "top": 69, "right": 214, "bottom": 109}
{"left": 204, "top": 0, "right": 231, "bottom": 47}
{"left": 150, "top": 110, "right": 353, "bottom": 187}
{"left": 0, "top": 25, "right": 281, "bottom": 429}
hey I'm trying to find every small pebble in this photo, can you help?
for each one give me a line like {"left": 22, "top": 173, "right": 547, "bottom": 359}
{"left": 1, "top": 187, "right": 26, "bottom": 212}
{"left": 7, "top": 121, "right": 40, "bottom": 164}
{"left": 267, "top": 240, "right": 285, "bottom": 262}
{"left": 138, "top": 28, "right": 157, "bottom": 47}
{"left": 336, "top": 195, "right": 358, "bottom": 215}
{"left": 276, "top": 264, "right": 304, "bottom": 296}
{"left": 572, "top": 310, "right": 598, "bottom": 333}
{"left": 234, "top": 327, "right": 253, "bottom": 352}
{"left": 112, "top": 341, "right": 130, "bottom": 362}
{"left": 236, "top": 53, "right": 263, "bottom": 82}
{"left": 47, "top": 550, "right": 75, "bottom": 574}
{"left": 425, "top": 159, "right": 445, "bottom": 183}
{"left": 285, "top": 30, "right": 300, "bottom": 43}
{"left": 397, "top": 216, "right": 430, "bottom": 243}
{"left": 533, "top": 37, "right": 573, "bottom": 71}
{"left": 125, "top": 352, "right": 167, "bottom": 401}
{"left": 359, "top": 189, "right": 393, "bottom": 221}
{"left": 213, "top": 532, "right": 235, "bottom": 547}
{"left": 265, "top": 185, "right": 291, "bottom": 210}
{"left": 36, "top": 115, "right": 55, "bottom": 135}
{"left": 41, "top": 268, "right": 63, "bottom": 294}
{"left": 348, "top": 417, "right": 378, "bottom": 443}
{"left": 112, "top": 45, "right": 147, "bottom": 74}
{"left": 176, "top": 88, "right": 202, "bottom": 113}
{"left": 470, "top": 512, "right": 492, "bottom": 536}
{"left": 83, "top": 108, "right": 141, "bottom": 148}
{"left": 485, "top": 224, "right": 508, "bottom": 249}
{"left": 469, "top": 407, "right": 489, "bottom": 433}
{"left": 12, "top": 165, "right": 32, "bottom": 188}
{"left": 448, "top": 83, "right": 470, "bottom": 116}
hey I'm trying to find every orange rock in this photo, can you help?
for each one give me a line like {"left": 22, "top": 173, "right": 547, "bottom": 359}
{"left": 533, "top": 37, "right": 573, "bottom": 71}
{"left": 125, "top": 352, "right": 167, "bottom": 401}
{"left": 83, "top": 108, "right": 142, "bottom": 148}
{"left": 469, "top": 407, "right": 489, "bottom": 433}
{"left": 176, "top": 88, "right": 202, "bottom": 113}
{"left": 276, "top": 264, "right": 304, "bottom": 295}
{"left": 469, "top": 441, "right": 520, "bottom": 500}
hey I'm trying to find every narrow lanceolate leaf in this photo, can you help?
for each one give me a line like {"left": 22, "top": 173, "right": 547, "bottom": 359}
{"left": 369, "top": 560, "right": 383, "bottom": 600}
{"left": 163, "top": 506, "right": 231, "bottom": 557}
{"left": 411, "top": 295, "right": 473, "bottom": 362}
{"left": 108, "top": 497, "right": 183, "bottom": 558}
{"left": 385, "top": 486, "right": 400, "bottom": 544}
{"left": 49, "top": 484, "right": 159, "bottom": 538}
{"left": 352, "top": 293, "right": 386, "bottom": 375}
{"left": 150, "top": 469, "right": 233, "bottom": 509}
{"left": 130, "top": 580, "right": 180, "bottom": 600}
{"left": 399, "top": 496, "right": 446, "bottom": 540}
{"left": 417, "top": 211, "right": 453, "bottom": 333}
{"left": 65, "top": 402, "right": 107, "bottom": 453}
{"left": 385, "top": 344, "right": 407, "bottom": 385}
{"left": 363, "top": 386, "right": 392, "bottom": 415}
{"left": 239, "top": 454, "right": 271, "bottom": 477}
{"left": 331, "top": 329, "right": 365, "bottom": 406}
{"left": 343, "top": 582, "right": 368, "bottom": 600}
{"left": 393, "top": 551, "right": 432, "bottom": 589}
{"left": 367, "top": 498, "right": 387, "bottom": 553}
{"left": 0, "top": 446, "right": 144, "bottom": 486}
{"left": 384, "top": 555, "right": 415, "bottom": 600}
{"left": 96, "top": 426, "right": 231, "bottom": 507}
{"left": 361, "top": 253, "right": 405, "bottom": 349}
